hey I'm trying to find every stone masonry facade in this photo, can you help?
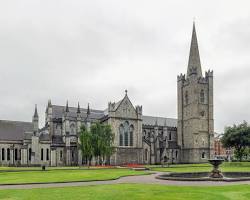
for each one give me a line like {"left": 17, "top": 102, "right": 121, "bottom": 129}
{"left": 0, "top": 23, "right": 214, "bottom": 166}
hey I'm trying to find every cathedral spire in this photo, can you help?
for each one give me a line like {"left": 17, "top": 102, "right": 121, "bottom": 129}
{"left": 187, "top": 22, "right": 202, "bottom": 77}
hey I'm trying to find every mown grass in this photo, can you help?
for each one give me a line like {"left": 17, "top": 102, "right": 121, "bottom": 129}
{"left": 150, "top": 162, "right": 250, "bottom": 172}
{"left": 0, "top": 169, "right": 149, "bottom": 184}
{"left": 0, "top": 184, "right": 250, "bottom": 200}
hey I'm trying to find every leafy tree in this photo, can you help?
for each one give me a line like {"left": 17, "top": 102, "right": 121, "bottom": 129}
{"left": 221, "top": 121, "right": 250, "bottom": 161}
{"left": 90, "top": 122, "right": 115, "bottom": 165}
{"left": 79, "top": 125, "right": 93, "bottom": 167}
{"left": 100, "top": 124, "right": 115, "bottom": 165}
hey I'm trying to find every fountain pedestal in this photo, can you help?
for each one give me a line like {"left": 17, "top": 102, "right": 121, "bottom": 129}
{"left": 208, "top": 159, "right": 224, "bottom": 178}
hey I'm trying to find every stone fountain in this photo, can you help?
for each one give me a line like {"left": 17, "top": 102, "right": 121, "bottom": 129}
{"left": 156, "top": 158, "right": 250, "bottom": 182}
{"left": 208, "top": 159, "right": 224, "bottom": 178}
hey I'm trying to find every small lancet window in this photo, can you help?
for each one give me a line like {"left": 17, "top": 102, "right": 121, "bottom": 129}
{"left": 202, "top": 152, "right": 206, "bottom": 159}
{"left": 185, "top": 91, "right": 189, "bottom": 105}
{"left": 200, "top": 89, "right": 205, "bottom": 103}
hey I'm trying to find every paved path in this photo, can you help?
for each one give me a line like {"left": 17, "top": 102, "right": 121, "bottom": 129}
{"left": 1, "top": 172, "right": 250, "bottom": 190}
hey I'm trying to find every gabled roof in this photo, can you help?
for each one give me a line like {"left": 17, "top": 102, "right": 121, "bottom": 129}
{"left": 112, "top": 91, "right": 137, "bottom": 113}
{"left": 142, "top": 115, "right": 177, "bottom": 127}
{"left": 0, "top": 120, "right": 33, "bottom": 141}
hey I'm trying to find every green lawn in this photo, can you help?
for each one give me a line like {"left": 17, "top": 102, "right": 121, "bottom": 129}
{"left": 0, "top": 184, "right": 250, "bottom": 200}
{"left": 0, "top": 169, "right": 149, "bottom": 184}
{"left": 150, "top": 162, "right": 250, "bottom": 173}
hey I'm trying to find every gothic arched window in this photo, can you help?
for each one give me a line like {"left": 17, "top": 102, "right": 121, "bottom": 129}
{"left": 200, "top": 89, "right": 205, "bottom": 103}
{"left": 46, "top": 148, "right": 49, "bottom": 160}
{"left": 129, "top": 125, "right": 134, "bottom": 146}
{"left": 29, "top": 148, "right": 32, "bottom": 161}
{"left": 14, "top": 148, "right": 18, "bottom": 161}
{"left": 119, "top": 124, "right": 124, "bottom": 146}
{"left": 1, "top": 148, "right": 5, "bottom": 160}
{"left": 7, "top": 148, "right": 10, "bottom": 161}
{"left": 202, "top": 152, "right": 206, "bottom": 159}
{"left": 41, "top": 148, "right": 44, "bottom": 161}
{"left": 124, "top": 121, "right": 129, "bottom": 146}
{"left": 185, "top": 91, "right": 189, "bottom": 105}
{"left": 70, "top": 123, "right": 75, "bottom": 135}
{"left": 169, "top": 132, "right": 172, "bottom": 141}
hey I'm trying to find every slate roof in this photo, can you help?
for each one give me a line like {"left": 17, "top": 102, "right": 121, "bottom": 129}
{"left": 142, "top": 116, "right": 177, "bottom": 127}
{"left": 51, "top": 105, "right": 105, "bottom": 121}
{"left": 39, "top": 133, "right": 50, "bottom": 141}
{"left": 0, "top": 120, "right": 33, "bottom": 141}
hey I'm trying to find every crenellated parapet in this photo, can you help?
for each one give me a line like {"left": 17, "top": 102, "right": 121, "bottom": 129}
{"left": 177, "top": 73, "right": 186, "bottom": 82}
{"left": 205, "top": 70, "right": 213, "bottom": 78}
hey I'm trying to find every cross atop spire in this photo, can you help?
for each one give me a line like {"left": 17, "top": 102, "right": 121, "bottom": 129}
{"left": 187, "top": 22, "right": 202, "bottom": 77}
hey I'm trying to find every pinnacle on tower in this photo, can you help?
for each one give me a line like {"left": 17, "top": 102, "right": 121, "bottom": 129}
{"left": 77, "top": 102, "right": 81, "bottom": 114}
{"left": 33, "top": 104, "right": 38, "bottom": 118}
{"left": 155, "top": 118, "right": 158, "bottom": 126}
{"left": 48, "top": 99, "right": 52, "bottom": 107}
{"left": 187, "top": 22, "right": 202, "bottom": 77}
{"left": 87, "top": 103, "right": 90, "bottom": 116}
{"left": 65, "top": 100, "right": 69, "bottom": 112}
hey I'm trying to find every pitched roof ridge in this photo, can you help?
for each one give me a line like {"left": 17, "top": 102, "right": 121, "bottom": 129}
{"left": 0, "top": 119, "right": 32, "bottom": 124}
{"left": 142, "top": 115, "right": 177, "bottom": 120}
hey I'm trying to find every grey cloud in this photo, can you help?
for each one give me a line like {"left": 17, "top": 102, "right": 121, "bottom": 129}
{"left": 0, "top": 0, "right": 250, "bottom": 132}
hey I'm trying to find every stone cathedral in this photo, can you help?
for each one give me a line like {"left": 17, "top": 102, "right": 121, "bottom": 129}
{"left": 0, "top": 24, "right": 214, "bottom": 166}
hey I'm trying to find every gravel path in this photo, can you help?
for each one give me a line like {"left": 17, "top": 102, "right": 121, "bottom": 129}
{"left": 1, "top": 172, "right": 250, "bottom": 190}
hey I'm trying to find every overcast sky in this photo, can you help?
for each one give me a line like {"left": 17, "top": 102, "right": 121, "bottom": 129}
{"left": 0, "top": 0, "right": 250, "bottom": 133}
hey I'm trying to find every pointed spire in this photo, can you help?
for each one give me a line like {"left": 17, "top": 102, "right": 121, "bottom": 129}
{"left": 77, "top": 102, "right": 81, "bottom": 114}
{"left": 187, "top": 22, "right": 202, "bottom": 77}
{"left": 87, "top": 103, "right": 90, "bottom": 116}
{"left": 34, "top": 104, "right": 38, "bottom": 118}
{"left": 65, "top": 100, "right": 69, "bottom": 112}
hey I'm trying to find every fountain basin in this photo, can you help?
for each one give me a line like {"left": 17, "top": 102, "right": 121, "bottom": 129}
{"left": 156, "top": 172, "right": 250, "bottom": 182}
{"left": 208, "top": 159, "right": 224, "bottom": 178}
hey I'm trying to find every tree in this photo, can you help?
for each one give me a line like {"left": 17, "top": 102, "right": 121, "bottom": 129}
{"left": 100, "top": 124, "right": 115, "bottom": 165}
{"left": 90, "top": 122, "right": 115, "bottom": 165}
{"left": 221, "top": 121, "right": 250, "bottom": 161}
{"left": 79, "top": 125, "right": 93, "bottom": 167}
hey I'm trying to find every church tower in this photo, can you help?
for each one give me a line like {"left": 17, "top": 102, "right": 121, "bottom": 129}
{"left": 177, "top": 23, "right": 214, "bottom": 163}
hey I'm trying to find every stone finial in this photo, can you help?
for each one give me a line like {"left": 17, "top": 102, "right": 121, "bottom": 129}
{"left": 48, "top": 99, "right": 52, "bottom": 107}
{"left": 77, "top": 102, "right": 81, "bottom": 114}
{"left": 65, "top": 100, "right": 69, "bottom": 112}
{"left": 34, "top": 104, "right": 38, "bottom": 118}
{"left": 155, "top": 118, "right": 158, "bottom": 126}
{"left": 87, "top": 103, "right": 90, "bottom": 116}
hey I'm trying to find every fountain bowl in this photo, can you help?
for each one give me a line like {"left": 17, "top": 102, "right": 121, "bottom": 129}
{"left": 208, "top": 159, "right": 224, "bottom": 178}
{"left": 156, "top": 172, "right": 250, "bottom": 182}
{"left": 156, "top": 159, "right": 250, "bottom": 182}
